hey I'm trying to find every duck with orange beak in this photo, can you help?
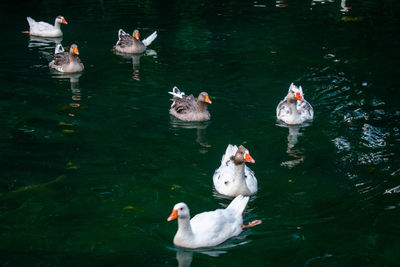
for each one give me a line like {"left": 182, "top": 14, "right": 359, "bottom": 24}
{"left": 113, "top": 28, "right": 157, "bottom": 54}
{"left": 167, "top": 195, "right": 261, "bottom": 248}
{"left": 168, "top": 86, "right": 212, "bottom": 122}
{"left": 25, "top": 16, "right": 68, "bottom": 38}
{"left": 49, "top": 44, "right": 84, "bottom": 73}
{"left": 276, "top": 83, "right": 314, "bottom": 125}
{"left": 213, "top": 144, "right": 258, "bottom": 197}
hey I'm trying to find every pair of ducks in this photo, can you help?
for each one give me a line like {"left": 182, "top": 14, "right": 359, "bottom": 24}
{"left": 167, "top": 85, "right": 314, "bottom": 248}
{"left": 25, "top": 16, "right": 157, "bottom": 73}
{"left": 168, "top": 144, "right": 259, "bottom": 248}
{"left": 168, "top": 83, "right": 314, "bottom": 125}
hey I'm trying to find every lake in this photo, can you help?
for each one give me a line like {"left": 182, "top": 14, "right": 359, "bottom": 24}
{"left": 0, "top": 0, "right": 399, "bottom": 266}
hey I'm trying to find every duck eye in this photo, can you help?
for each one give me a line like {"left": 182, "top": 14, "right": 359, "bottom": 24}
{"left": 179, "top": 207, "right": 183, "bottom": 211}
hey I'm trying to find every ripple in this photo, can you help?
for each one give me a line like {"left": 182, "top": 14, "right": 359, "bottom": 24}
{"left": 332, "top": 136, "right": 351, "bottom": 152}
{"left": 384, "top": 185, "right": 400, "bottom": 194}
{"left": 360, "top": 123, "right": 389, "bottom": 148}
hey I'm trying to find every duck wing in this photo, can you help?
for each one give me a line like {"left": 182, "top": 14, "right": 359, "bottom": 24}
{"left": 276, "top": 98, "right": 290, "bottom": 118}
{"left": 297, "top": 99, "right": 314, "bottom": 120}
{"left": 51, "top": 51, "right": 70, "bottom": 66}
{"left": 190, "top": 206, "right": 244, "bottom": 246}
{"left": 142, "top": 31, "right": 157, "bottom": 47}
{"left": 115, "top": 29, "right": 134, "bottom": 48}
{"left": 171, "top": 94, "right": 196, "bottom": 114}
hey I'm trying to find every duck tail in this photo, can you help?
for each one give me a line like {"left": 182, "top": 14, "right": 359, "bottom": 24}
{"left": 54, "top": 44, "right": 64, "bottom": 54}
{"left": 226, "top": 195, "right": 249, "bottom": 216}
{"left": 221, "top": 144, "right": 238, "bottom": 164}
{"left": 168, "top": 86, "right": 185, "bottom": 99}
{"left": 142, "top": 31, "right": 157, "bottom": 47}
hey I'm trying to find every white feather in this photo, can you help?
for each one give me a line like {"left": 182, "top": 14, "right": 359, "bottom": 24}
{"left": 54, "top": 44, "right": 64, "bottom": 54}
{"left": 142, "top": 31, "right": 157, "bottom": 47}
{"left": 168, "top": 86, "right": 185, "bottom": 98}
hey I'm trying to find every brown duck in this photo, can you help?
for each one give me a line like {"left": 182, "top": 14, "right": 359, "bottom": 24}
{"left": 168, "top": 86, "right": 212, "bottom": 122}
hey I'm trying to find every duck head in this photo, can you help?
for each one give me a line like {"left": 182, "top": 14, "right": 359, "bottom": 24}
{"left": 133, "top": 29, "right": 140, "bottom": 40}
{"left": 198, "top": 92, "right": 212, "bottom": 104}
{"left": 56, "top": 16, "right": 68, "bottom": 24}
{"left": 167, "top": 202, "right": 190, "bottom": 221}
{"left": 287, "top": 83, "right": 304, "bottom": 102}
{"left": 232, "top": 145, "right": 255, "bottom": 164}
{"left": 69, "top": 44, "right": 79, "bottom": 55}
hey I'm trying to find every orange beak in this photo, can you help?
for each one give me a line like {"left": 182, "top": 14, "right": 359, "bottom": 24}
{"left": 245, "top": 153, "right": 255, "bottom": 163}
{"left": 295, "top": 92, "right": 303, "bottom": 101}
{"left": 167, "top": 209, "right": 178, "bottom": 221}
{"left": 73, "top": 47, "right": 79, "bottom": 55}
{"left": 134, "top": 32, "right": 140, "bottom": 40}
{"left": 62, "top": 18, "right": 68, "bottom": 24}
{"left": 205, "top": 95, "right": 212, "bottom": 104}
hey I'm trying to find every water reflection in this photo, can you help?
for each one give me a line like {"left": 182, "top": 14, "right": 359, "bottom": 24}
{"left": 277, "top": 123, "right": 310, "bottom": 168}
{"left": 28, "top": 35, "right": 63, "bottom": 48}
{"left": 51, "top": 72, "right": 82, "bottom": 118}
{"left": 28, "top": 36, "right": 63, "bottom": 60}
{"left": 169, "top": 117, "right": 211, "bottom": 151}
{"left": 172, "top": 238, "right": 248, "bottom": 267}
{"left": 113, "top": 49, "right": 157, "bottom": 81}
{"left": 340, "top": 0, "right": 351, "bottom": 12}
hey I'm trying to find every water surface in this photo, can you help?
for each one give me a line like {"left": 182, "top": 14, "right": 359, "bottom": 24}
{"left": 1, "top": 0, "right": 399, "bottom": 266}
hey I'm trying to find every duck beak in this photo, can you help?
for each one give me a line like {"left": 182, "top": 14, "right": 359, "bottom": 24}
{"left": 295, "top": 92, "right": 303, "bottom": 101}
{"left": 167, "top": 209, "right": 178, "bottom": 221}
{"left": 205, "top": 96, "right": 212, "bottom": 104}
{"left": 73, "top": 47, "right": 79, "bottom": 55}
{"left": 134, "top": 32, "right": 140, "bottom": 40}
{"left": 245, "top": 153, "right": 255, "bottom": 163}
{"left": 62, "top": 18, "right": 68, "bottom": 24}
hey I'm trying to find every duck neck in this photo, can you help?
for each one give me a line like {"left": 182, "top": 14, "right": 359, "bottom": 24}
{"left": 54, "top": 19, "right": 61, "bottom": 29}
{"left": 176, "top": 217, "right": 194, "bottom": 239}
{"left": 230, "top": 157, "right": 246, "bottom": 182}
{"left": 69, "top": 53, "right": 78, "bottom": 63}
{"left": 233, "top": 162, "right": 246, "bottom": 181}
{"left": 196, "top": 101, "right": 208, "bottom": 113}
{"left": 288, "top": 98, "right": 300, "bottom": 118}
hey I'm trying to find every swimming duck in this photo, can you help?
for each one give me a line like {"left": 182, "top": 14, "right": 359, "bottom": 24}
{"left": 167, "top": 195, "right": 261, "bottom": 248}
{"left": 168, "top": 86, "right": 212, "bottom": 122}
{"left": 213, "top": 145, "right": 257, "bottom": 197}
{"left": 25, "top": 16, "right": 67, "bottom": 38}
{"left": 276, "top": 83, "right": 314, "bottom": 125}
{"left": 49, "top": 44, "right": 84, "bottom": 73}
{"left": 113, "top": 29, "right": 157, "bottom": 54}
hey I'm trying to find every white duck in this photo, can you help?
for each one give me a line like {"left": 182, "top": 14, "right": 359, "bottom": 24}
{"left": 167, "top": 195, "right": 261, "bottom": 248}
{"left": 49, "top": 44, "right": 84, "bottom": 73}
{"left": 113, "top": 29, "right": 157, "bottom": 54}
{"left": 276, "top": 83, "right": 314, "bottom": 125}
{"left": 213, "top": 145, "right": 257, "bottom": 197}
{"left": 25, "top": 16, "right": 68, "bottom": 38}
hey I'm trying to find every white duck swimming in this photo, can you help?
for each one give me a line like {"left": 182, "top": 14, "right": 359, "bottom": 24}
{"left": 213, "top": 145, "right": 257, "bottom": 197}
{"left": 113, "top": 29, "right": 157, "bottom": 54}
{"left": 49, "top": 44, "right": 84, "bottom": 73}
{"left": 276, "top": 83, "right": 314, "bottom": 125}
{"left": 168, "top": 86, "right": 212, "bottom": 122}
{"left": 25, "top": 16, "right": 67, "bottom": 38}
{"left": 167, "top": 195, "right": 261, "bottom": 248}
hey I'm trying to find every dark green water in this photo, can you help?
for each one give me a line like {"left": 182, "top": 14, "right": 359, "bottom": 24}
{"left": 1, "top": 0, "right": 400, "bottom": 266}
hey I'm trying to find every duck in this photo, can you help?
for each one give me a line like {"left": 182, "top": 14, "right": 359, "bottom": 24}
{"left": 113, "top": 29, "right": 157, "bottom": 54}
{"left": 25, "top": 16, "right": 67, "bottom": 38}
{"left": 168, "top": 86, "right": 212, "bottom": 122}
{"left": 276, "top": 83, "right": 314, "bottom": 125}
{"left": 213, "top": 145, "right": 257, "bottom": 197}
{"left": 49, "top": 44, "right": 84, "bottom": 73}
{"left": 167, "top": 195, "right": 261, "bottom": 248}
